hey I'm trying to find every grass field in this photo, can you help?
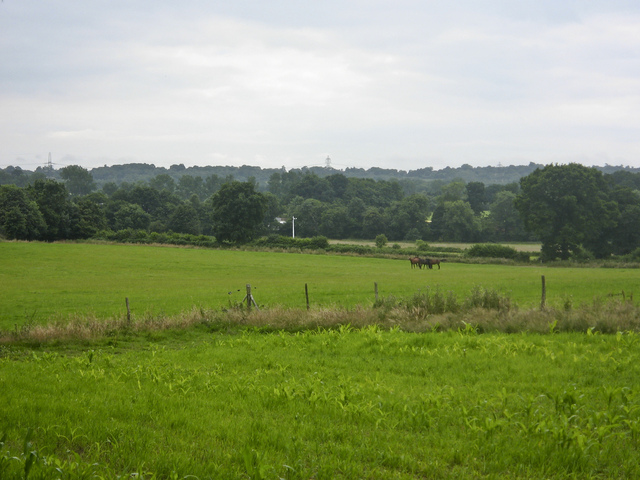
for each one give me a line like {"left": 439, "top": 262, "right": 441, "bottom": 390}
{"left": 1, "top": 241, "right": 637, "bottom": 330}
{"left": 2, "top": 241, "right": 640, "bottom": 479}
{"left": 1, "top": 329, "right": 640, "bottom": 479}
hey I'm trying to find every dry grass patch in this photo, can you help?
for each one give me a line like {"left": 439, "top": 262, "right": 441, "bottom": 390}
{"left": 3, "top": 296, "right": 640, "bottom": 347}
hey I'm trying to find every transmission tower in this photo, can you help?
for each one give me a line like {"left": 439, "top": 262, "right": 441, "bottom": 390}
{"left": 46, "top": 152, "right": 54, "bottom": 177}
{"left": 325, "top": 155, "right": 332, "bottom": 168}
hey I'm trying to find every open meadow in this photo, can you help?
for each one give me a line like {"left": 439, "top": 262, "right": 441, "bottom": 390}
{"left": 0, "top": 242, "right": 637, "bottom": 330}
{"left": 1, "top": 328, "right": 640, "bottom": 479}
{"left": 2, "top": 242, "right": 640, "bottom": 478}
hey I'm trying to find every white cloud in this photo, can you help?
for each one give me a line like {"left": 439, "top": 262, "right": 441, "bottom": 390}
{"left": 1, "top": 1, "right": 640, "bottom": 170}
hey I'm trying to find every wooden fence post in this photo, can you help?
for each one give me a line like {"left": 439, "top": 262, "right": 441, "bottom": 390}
{"left": 305, "top": 283, "right": 310, "bottom": 311}
{"left": 243, "top": 284, "right": 259, "bottom": 311}
{"left": 374, "top": 282, "right": 378, "bottom": 302}
{"left": 125, "top": 297, "right": 131, "bottom": 322}
{"left": 540, "top": 275, "right": 546, "bottom": 310}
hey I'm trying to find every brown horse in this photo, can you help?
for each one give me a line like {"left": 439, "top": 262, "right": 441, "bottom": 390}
{"left": 428, "top": 258, "right": 442, "bottom": 269}
{"left": 409, "top": 257, "right": 421, "bottom": 269}
{"left": 418, "top": 257, "right": 432, "bottom": 269}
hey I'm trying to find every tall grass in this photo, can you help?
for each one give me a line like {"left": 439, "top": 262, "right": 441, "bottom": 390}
{"left": 2, "top": 329, "right": 640, "bottom": 479}
{"left": 2, "top": 289, "right": 639, "bottom": 346}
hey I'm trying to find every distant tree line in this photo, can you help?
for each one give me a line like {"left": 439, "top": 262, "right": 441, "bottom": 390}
{"left": 1, "top": 163, "right": 640, "bottom": 261}
{"left": 4, "top": 160, "right": 640, "bottom": 191}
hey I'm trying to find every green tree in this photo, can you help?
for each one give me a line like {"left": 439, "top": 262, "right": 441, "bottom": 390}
{"left": 326, "top": 174, "right": 349, "bottom": 200}
{"left": 427, "top": 204, "right": 445, "bottom": 240}
{"left": 319, "top": 204, "right": 350, "bottom": 238}
{"left": 113, "top": 203, "right": 151, "bottom": 231}
{"left": 439, "top": 181, "right": 466, "bottom": 202}
{"left": 487, "top": 191, "right": 528, "bottom": 241}
{"left": 515, "top": 164, "right": 618, "bottom": 260}
{"left": 28, "top": 179, "right": 73, "bottom": 241}
{"left": 0, "top": 185, "right": 46, "bottom": 240}
{"left": 441, "top": 200, "right": 480, "bottom": 242}
{"left": 291, "top": 173, "right": 335, "bottom": 202}
{"left": 71, "top": 196, "right": 108, "bottom": 238}
{"left": 381, "top": 194, "right": 429, "bottom": 241}
{"left": 167, "top": 203, "right": 201, "bottom": 235}
{"left": 362, "top": 207, "right": 386, "bottom": 239}
{"left": 261, "top": 192, "right": 281, "bottom": 232}
{"left": 609, "top": 187, "right": 640, "bottom": 255}
{"left": 111, "top": 184, "right": 182, "bottom": 231}
{"left": 346, "top": 197, "right": 366, "bottom": 238}
{"left": 177, "top": 175, "right": 205, "bottom": 200}
{"left": 59, "top": 165, "right": 96, "bottom": 196}
{"left": 466, "top": 181, "right": 486, "bottom": 214}
{"left": 289, "top": 198, "right": 325, "bottom": 237}
{"left": 102, "top": 182, "right": 118, "bottom": 196}
{"left": 149, "top": 174, "right": 176, "bottom": 193}
{"left": 208, "top": 181, "right": 267, "bottom": 243}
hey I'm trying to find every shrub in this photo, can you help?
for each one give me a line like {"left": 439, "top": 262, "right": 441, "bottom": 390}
{"left": 375, "top": 234, "right": 388, "bottom": 248}
{"left": 309, "top": 236, "right": 329, "bottom": 249}
{"left": 465, "top": 243, "right": 519, "bottom": 260}
{"left": 252, "top": 235, "right": 328, "bottom": 250}
{"left": 624, "top": 247, "right": 640, "bottom": 262}
{"left": 463, "top": 286, "right": 512, "bottom": 311}
{"left": 416, "top": 240, "right": 430, "bottom": 252}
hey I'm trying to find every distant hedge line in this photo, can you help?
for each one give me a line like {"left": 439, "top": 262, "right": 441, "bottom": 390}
{"left": 464, "top": 243, "right": 531, "bottom": 262}
{"left": 89, "top": 231, "right": 467, "bottom": 258}
{"left": 93, "top": 229, "right": 219, "bottom": 248}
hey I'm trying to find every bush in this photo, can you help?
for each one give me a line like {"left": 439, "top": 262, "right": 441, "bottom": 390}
{"left": 570, "top": 246, "right": 595, "bottom": 263}
{"left": 464, "top": 286, "right": 512, "bottom": 311}
{"left": 465, "top": 243, "right": 519, "bottom": 260}
{"left": 93, "top": 229, "right": 218, "bottom": 248}
{"left": 624, "top": 247, "right": 640, "bottom": 262}
{"left": 375, "top": 234, "right": 388, "bottom": 248}
{"left": 252, "top": 235, "right": 328, "bottom": 251}
{"left": 309, "top": 236, "right": 329, "bottom": 249}
{"left": 415, "top": 240, "right": 430, "bottom": 252}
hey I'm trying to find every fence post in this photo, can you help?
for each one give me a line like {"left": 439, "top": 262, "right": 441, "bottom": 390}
{"left": 125, "top": 297, "right": 131, "bottom": 322}
{"left": 246, "top": 284, "right": 252, "bottom": 310}
{"left": 540, "top": 275, "right": 546, "bottom": 310}
{"left": 374, "top": 282, "right": 378, "bottom": 302}
{"left": 305, "top": 283, "right": 310, "bottom": 311}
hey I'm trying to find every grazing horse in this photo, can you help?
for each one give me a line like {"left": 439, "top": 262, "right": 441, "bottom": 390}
{"left": 428, "top": 258, "right": 442, "bottom": 269}
{"left": 409, "top": 257, "right": 422, "bottom": 269}
{"left": 418, "top": 257, "right": 432, "bottom": 269}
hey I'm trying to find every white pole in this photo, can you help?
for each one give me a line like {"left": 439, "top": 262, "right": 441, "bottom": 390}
{"left": 292, "top": 216, "right": 296, "bottom": 238}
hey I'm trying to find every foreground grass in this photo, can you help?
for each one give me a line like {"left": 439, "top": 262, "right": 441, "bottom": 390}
{"left": 1, "top": 326, "right": 640, "bottom": 479}
{"left": 1, "top": 242, "right": 637, "bottom": 330}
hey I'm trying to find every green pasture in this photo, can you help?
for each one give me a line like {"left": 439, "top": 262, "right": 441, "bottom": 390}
{"left": 1, "top": 329, "right": 640, "bottom": 479}
{"left": 1, "top": 242, "right": 637, "bottom": 330}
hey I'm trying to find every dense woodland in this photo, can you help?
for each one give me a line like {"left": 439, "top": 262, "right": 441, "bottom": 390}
{"left": 2, "top": 162, "right": 640, "bottom": 261}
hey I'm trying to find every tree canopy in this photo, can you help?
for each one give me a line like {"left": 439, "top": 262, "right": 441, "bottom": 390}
{"left": 208, "top": 181, "right": 267, "bottom": 243}
{"left": 515, "top": 164, "right": 619, "bottom": 260}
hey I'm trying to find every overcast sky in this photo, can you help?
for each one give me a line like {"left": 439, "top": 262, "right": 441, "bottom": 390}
{"left": 2, "top": 1, "right": 640, "bottom": 172}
